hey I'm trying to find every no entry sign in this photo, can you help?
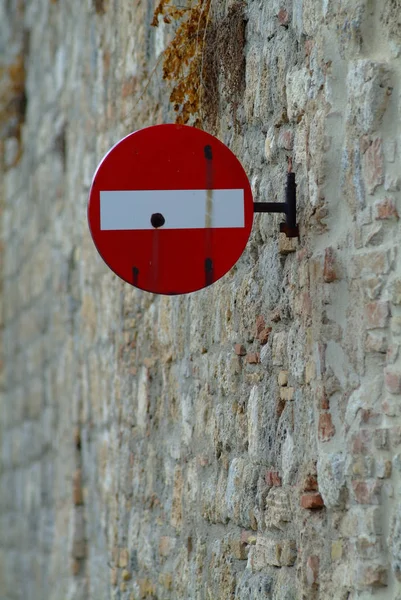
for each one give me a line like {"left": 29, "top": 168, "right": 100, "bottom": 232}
{"left": 88, "top": 124, "right": 254, "bottom": 295}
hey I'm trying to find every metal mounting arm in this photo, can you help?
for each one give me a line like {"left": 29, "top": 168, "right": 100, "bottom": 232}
{"left": 253, "top": 172, "right": 299, "bottom": 238}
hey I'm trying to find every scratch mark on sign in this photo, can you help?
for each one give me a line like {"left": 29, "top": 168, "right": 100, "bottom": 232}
{"left": 204, "top": 145, "right": 213, "bottom": 228}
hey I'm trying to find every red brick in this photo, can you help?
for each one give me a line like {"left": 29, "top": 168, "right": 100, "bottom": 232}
{"left": 256, "top": 316, "right": 272, "bottom": 344}
{"left": 256, "top": 315, "right": 266, "bottom": 335}
{"left": 384, "top": 368, "right": 401, "bottom": 394}
{"left": 265, "top": 470, "right": 282, "bottom": 487}
{"left": 258, "top": 327, "right": 272, "bottom": 345}
{"left": 246, "top": 353, "right": 260, "bottom": 364}
{"left": 234, "top": 344, "right": 246, "bottom": 356}
{"left": 375, "top": 197, "right": 399, "bottom": 220}
{"left": 278, "top": 8, "right": 289, "bottom": 25}
{"left": 365, "top": 301, "right": 390, "bottom": 329}
{"left": 318, "top": 412, "right": 335, "bottom": 441}
{"left": 316, "top": 385, "right": 329, "bottom": 410}
{"left": 323, "top": 247, "right": 338, "bottom": 283}
{"left": 300, "top": 493, "right": 324, "bottom": 509}
{"left": 276, "top": 398, "right": 286, "bottom": 417}
{"left": 352, "top": 480, "right": 381, "bottom": 504}
{"left": 306, "top": 556, "right": 319, "bottom": 586}
{"left": 365, "top": 138, "right": 384, "bottom": 194}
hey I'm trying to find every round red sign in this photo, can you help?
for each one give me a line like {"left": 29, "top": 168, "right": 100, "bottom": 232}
{"left": 88, "top": 124, "right": 253, "bottom": 295}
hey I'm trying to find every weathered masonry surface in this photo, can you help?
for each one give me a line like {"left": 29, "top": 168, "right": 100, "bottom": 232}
{"left": 1, "top": 0, "right": 401, "bottom": 598}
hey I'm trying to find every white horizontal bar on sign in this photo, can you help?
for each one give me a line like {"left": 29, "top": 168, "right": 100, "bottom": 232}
{"left": 100, "top": 189, "right": 245, "bottom": 230}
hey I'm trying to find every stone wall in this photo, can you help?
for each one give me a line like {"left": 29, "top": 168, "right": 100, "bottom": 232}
{"left": 1, "top": 0, "right": 401, "bottom": 598}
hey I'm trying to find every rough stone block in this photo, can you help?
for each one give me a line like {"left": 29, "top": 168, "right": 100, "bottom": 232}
{"left": 277, "top": 128, "right": 293, "bottom": 149}
{"left": 281, "top": 540, "right": 297, "bottom": 566}
{"left": 229, "top": 538, "right": 248, "bottom": 560}
{"left": 365, "top": 301, "right": 390, "bottom": 329}
{"left": 171, "top": 467, "right": 183, "bottom": 529}
{"left": 375, "top": 197, "right": 399, "bottom": 220}
{"left": 376, "top": 459, "right": 392, "bottom": 479}
{"left": 351, "top": 456, "right": 375, "bottom": 478}
{"left": 356, "top": 563, "right": 388, "bottom": 588}
{"left": 286, "top": 67, "right": 310, "bottom": 120}
{"left": 352, "top": 480, "right": 381, "bottom": 504}
{"left": 350, "top": 250, "right": 391, "bottom": 278}
{"left": 251, "top": 537, "right": 296, "bottom": 569}
{"left": 159, "top": 536, "right": 175, "bottom": 557}
{"left": 390, "top": 280, "right": 401, "bottom": 305}
{"left": 272, "top": 332, "right": 288, "bottom": 366}
{"left": 384, "top": 368, "right": 401, "bottom": 394}
{"left": 347, "top": 61, "right": 390, "bottom": 135}
{"left": 278, "top": 370, "right": 289, "bottom": 386}
{"left": 280, "top": 386, "right": 295, "bottom": 401}
{"left": 305, "top": 360, "right": 315, "bottom": 384}
{"left": 306, "top": 555, "right": 319, "bottom": 587}
{"left": 355, "top": 536, "right": 383, "bottom": 560}
{"left": 278, "top": 233, "right": 298, "bottom": 254}
{"left": 119, "top": 548, "right": 129, "bottom": 568}
{"left": 352, "top": 430, "right": 373, "bottom": 454}
{"left": 365, "top": 138, "right": 384, "bottom": 194}
{"left": 266, "top": 488, "right": 292, "bottom": 529}
{"left": 331, "top": 540, "right": 343, "bottom": 561}
{"left": 365, "top": 331, "right": 387, "bottom": 353}
{"left": 391, "top": 316, "right": 401, "bottom": 335}
{"left": 374, "top": 429, "right": 389, "bottom": 450}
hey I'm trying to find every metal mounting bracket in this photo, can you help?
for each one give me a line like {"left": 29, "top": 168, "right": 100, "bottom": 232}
{"left": 253, "top": 172, "right": 299, "bottom": 238}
